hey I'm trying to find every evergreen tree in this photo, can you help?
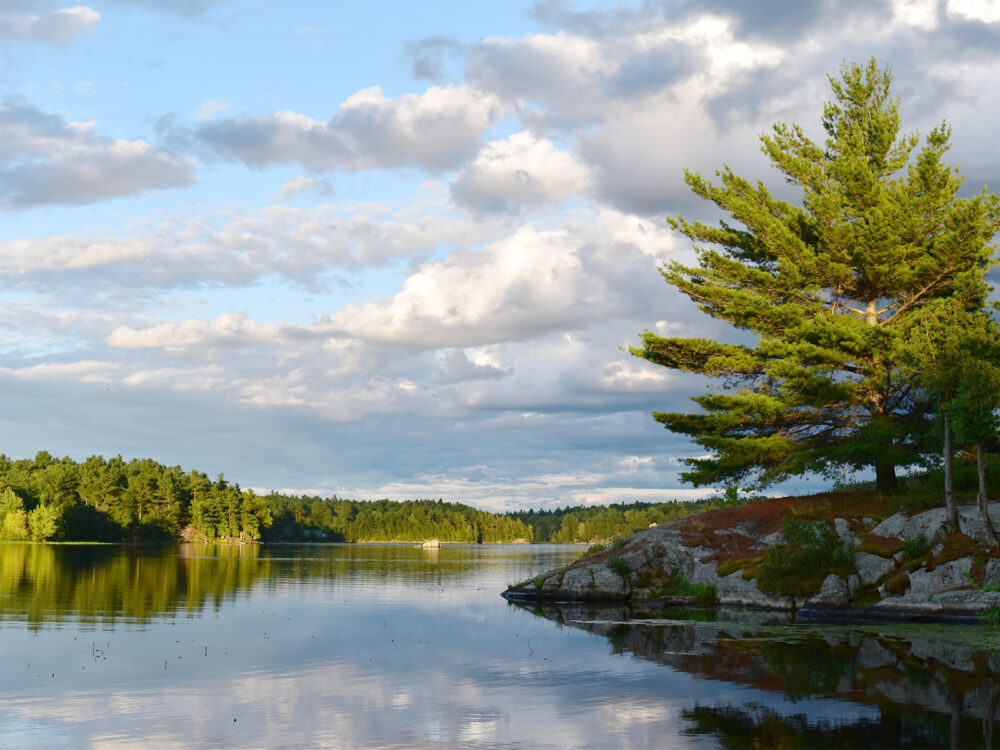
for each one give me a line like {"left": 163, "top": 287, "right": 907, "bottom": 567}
{"left": 949, "top": 312, "right": 1000, "bottom": 544}
{"left": 633, "top": 59, "right": 999, "bottom": 493}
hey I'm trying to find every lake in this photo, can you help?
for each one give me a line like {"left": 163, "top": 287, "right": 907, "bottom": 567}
{"left": 1, "top": 543, "right": 998, "bottom": 749}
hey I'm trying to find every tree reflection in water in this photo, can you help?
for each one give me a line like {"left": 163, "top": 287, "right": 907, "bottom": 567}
{"left": 517, "top": 601, "right": 1000, "bottom": 749}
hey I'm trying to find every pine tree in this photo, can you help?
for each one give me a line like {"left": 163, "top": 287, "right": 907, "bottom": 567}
{"left": 633, "top": 59, "right": 999, "bottom": 493}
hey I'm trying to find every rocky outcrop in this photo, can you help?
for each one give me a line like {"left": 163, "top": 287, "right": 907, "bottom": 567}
{"left": 503, "top": 502, "right": 1000, "bottom": 624}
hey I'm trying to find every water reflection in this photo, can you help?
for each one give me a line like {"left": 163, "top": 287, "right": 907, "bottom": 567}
{"left": 517, "top": 601, "right": 1000, "bottom": 748}
{"left": 5, "top": 543, "right": 999, "bottom": 749}
{"left": 0, "top": 542, "right": 527, "bottom": 629}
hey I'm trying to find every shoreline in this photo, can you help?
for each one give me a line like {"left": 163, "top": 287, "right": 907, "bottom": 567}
{"left": 503, "top": 501, "right": 1000, "bottom": 626}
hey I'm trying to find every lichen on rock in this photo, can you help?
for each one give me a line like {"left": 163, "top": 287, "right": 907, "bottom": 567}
{"left": 502, "top": 502, "right": 1000, "bottom": 624}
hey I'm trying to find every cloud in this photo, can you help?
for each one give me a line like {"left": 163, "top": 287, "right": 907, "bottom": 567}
{"left": 0, "top": 100, "right": 195, "bottom": 208}
{"left": 949, "top": 0, "right": 1000, "bottom": 23}
{"left": 403, "top": 36, "right": 466, "bottom": 82}
{"left": 0, "top": 193, "right": 513, "bottom": 297}
{"left": 0, "top": 359, "right": 119, "bottom": 383}
{"left": 331, "top": 211, "right": 677, "bottom": 349}
{"left": 107, "top": 312, "right": 306, "bottom": 351}
{"left": 465, "top": 32, "right": 611, "bottom": 124}
{"left": 103, "top": 0, "right": 231, "bottom": 20}
{"left": 607, "top": 40, "right": 700, "bottom": 98}
{"left": 434, "top": 348, "right": 511, "bottom": 383}
{"left": 0, "top": 5, "right": 99, "bottom": 46}
{"left": 276, "top": 176, "right": 332, "bottom": 200}
{"left": 691, "top": 0, "right": 893, "bottom": 42}
{"left": 195, "top": 85, "right": 503, "bottom": 172}
{"left": 450, "top": 131, "right": 590, "bottom": 213}
{"left": 1, "top": 234, "right": 150, "bottom": 273}
{"left": 578, "top": 93, "right": 773, "bottom": 216}
{"left": 196, "top": 99, "right": 230, "bottom": 119}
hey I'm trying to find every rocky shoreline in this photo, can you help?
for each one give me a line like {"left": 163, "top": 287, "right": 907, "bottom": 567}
{"left": 503, "top": 503, "right": 1000, "bottom": 624}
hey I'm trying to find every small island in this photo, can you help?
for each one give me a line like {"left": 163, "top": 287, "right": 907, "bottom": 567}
{"left": 504, "top": 490, "right": 1000, "bottom": 624}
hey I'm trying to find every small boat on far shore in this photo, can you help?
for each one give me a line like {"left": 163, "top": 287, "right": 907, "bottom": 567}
{"left": 421, "top": 539, "right": 441, "bottom": 548}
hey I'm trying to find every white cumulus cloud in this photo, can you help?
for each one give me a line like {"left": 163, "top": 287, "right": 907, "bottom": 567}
{"left": 0, "top": 100, "right": 195, "bottom": 208}
{"left": 450, "top": 131, "right": 590, "bottom": 213}
{"left": 196, "top": 85, "right": 503, "bottom": 172}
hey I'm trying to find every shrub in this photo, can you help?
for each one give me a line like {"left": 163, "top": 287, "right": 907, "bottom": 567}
{"left": 903, "top": 534, "right": 928, "bottom": 559}
{"left": 657, "top": 568, "right": 717, "bottom": 605}
{"left": 757, "top": 518, "right": 850, "bottom": 597}
{"left": 607, "top": 556, "right": 630, "bottom": 577}
{"left": 533, "top": 575, "right": 545, "bottom": 590}
{"left": 980, "top": 606, "right": 1000, "bottom": 629}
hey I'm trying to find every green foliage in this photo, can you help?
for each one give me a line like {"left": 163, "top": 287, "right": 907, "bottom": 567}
{"left": 0, "top": 486, "right": 29, "bottom": 540}
{"left": 0, "top": 453, "right": 534, "bottom": 544}
{"left": 507, "top": 496, "right": 751, "bottom": 544}
{"left": 757, "top": 518, "right": 850, "bottom": 596}
{"left": 533, "top": 575, "right": 545, "bottom": 590}
{"left": 607, "top": 556, "right": 629, "bottom": 577}
{"left": 979, "top": 606, "right": 1000, "bottom": 629}
{"left": 903, "top": 534, "right": 928, "bottom": 559}
{"left": 633, "top": 58, "right": 1000, "bottom": 493}
{"left": 28, "top": 503, "right": 64, "bottom": 541}
{"left": 657, "top": 568, "right": 717, "bottom": 605}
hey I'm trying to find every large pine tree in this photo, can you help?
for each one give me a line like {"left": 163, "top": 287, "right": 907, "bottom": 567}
{"left": 633, "top": 59, "right": 999, "bottom": 493}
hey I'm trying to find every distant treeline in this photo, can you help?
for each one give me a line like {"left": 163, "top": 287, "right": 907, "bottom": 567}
{"left": 0, "top": 453, "right": 534, "bottom": 543}
{"left": 504, "top": 497, "right": 744, "bottom": 543}
{"left": 0, "top": 453, "right": 729, "bottom": 544}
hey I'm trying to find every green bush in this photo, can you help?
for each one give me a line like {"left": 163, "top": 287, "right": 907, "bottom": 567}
{"left": 757, "top": 518, "right": 850, "bottom": 597}
{"left": 607, "top": 556, "right": 630, "bottom": 577}
{"left": 658, "top": 568, "right": 717, "bottom": 605}
{"left": 979, "top": 606, "right": 1000, "bottom": 628}
{"left": 903, "top": 534, "right": 928, "bottom": 559}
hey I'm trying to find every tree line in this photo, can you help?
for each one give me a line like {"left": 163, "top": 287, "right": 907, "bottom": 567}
{"left": 504, "top": 495, "right": 747, "bottom": 543}
{"left": 0, "top": 452, "right": 539, "bottom": 543}
{"left": 0, "top": 452, "right": 736, "bottom": 544}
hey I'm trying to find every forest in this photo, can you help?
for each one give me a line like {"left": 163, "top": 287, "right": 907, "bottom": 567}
{"left": 0, "top": 451, "right": 726, "bottom": 544}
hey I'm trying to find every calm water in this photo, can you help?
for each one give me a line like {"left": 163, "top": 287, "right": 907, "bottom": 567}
{"left": 1, "top": 543, "right": 998, "bottom": 749}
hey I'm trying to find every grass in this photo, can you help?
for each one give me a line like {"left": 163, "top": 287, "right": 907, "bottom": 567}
{"left": 855, "top": 534, "right": 903, "bottom": 558}
{"left": 654, "top": 568, "right": 717, "bottom": 606}
{"left": 716, "top": 556, "right": 764, "bottom": 577}
{"left": 607, "top": 556, "right": 629, "bottom": 577}
{"left": 979, "top": 606, "right": 1000, "bottom": 628}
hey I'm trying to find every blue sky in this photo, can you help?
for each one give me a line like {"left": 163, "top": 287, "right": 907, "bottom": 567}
{"left": 2, "top": 0, "right": 999, "bottom": 510}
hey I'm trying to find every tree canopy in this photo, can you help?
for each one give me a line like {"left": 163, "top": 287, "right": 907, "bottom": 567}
{"left": 633, "top": 59, "right": 999, "bottom": 493}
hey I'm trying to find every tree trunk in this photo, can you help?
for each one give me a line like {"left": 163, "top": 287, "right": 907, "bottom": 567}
{"left": 951, "top": 691, "right": 963, "bottom": 750}
{"left": 875, "top": 460, "right": 898, "bottom": 495}
{"left": 943, "top": 411, "right": 959, "bottom": 534}
{"left": 985, "top": 682, "right": 998, "bottom": 750}
{"left": 977, "top": 442, "right": 998, "bottom": 546}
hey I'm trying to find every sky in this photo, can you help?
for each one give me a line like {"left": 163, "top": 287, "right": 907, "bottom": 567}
{"left": 2, "top": 0, "right": 999, "bottom": 512}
